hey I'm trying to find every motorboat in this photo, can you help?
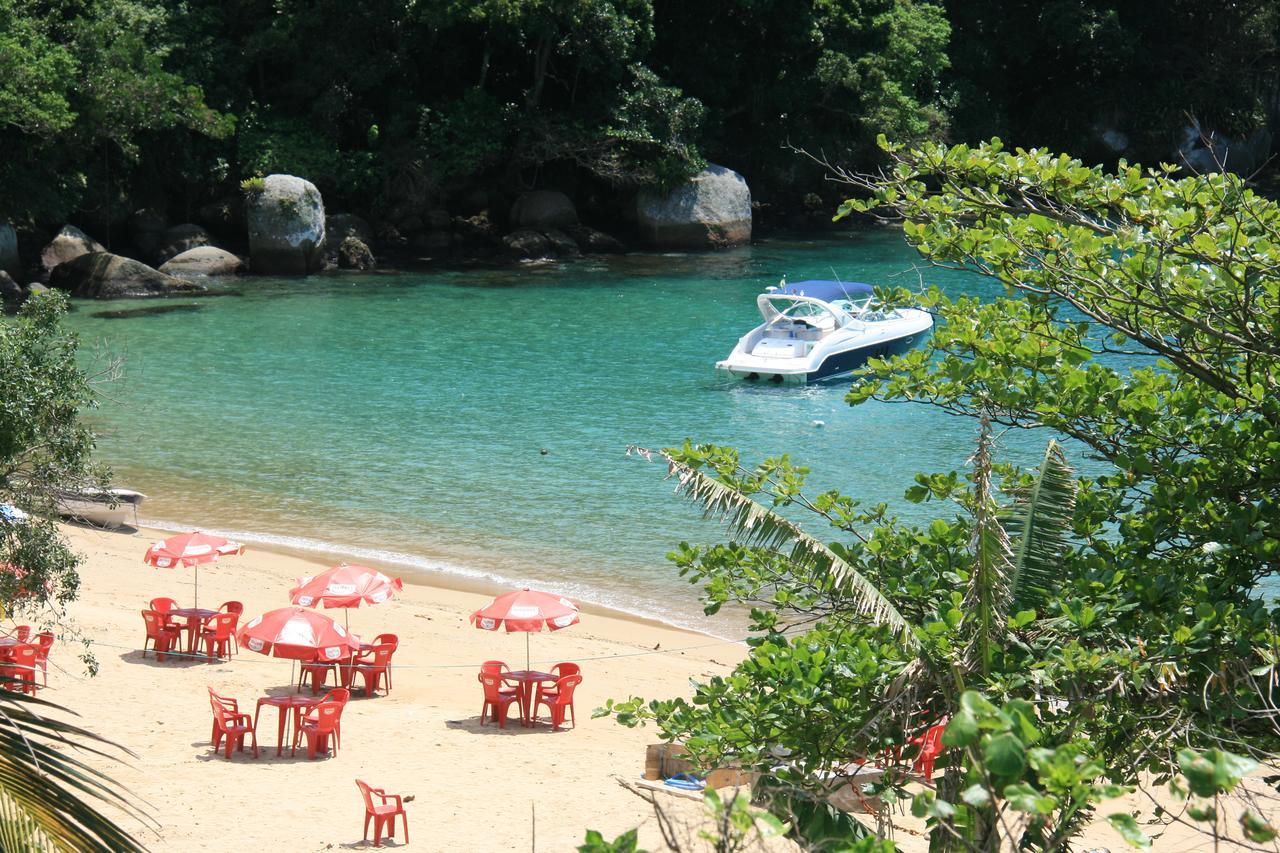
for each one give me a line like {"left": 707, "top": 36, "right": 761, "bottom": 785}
{"left": 715, "top": 279, "right": 933, "bottom": 384}
{"left": 55, "top": 487, "right": 146, "bottom": 529}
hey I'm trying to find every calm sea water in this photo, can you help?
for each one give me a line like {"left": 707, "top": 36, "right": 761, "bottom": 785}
{"left": 63, "top": 230, "right": 1056, "bottom": 633}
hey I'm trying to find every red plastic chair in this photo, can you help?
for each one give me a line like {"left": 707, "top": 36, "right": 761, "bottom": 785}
{"left": 32, "top": 631, "right": 53, "bottom": 685}
{"left": 536, "top": 662, "right": 581, "bottom": 707}
{"left": 294, "top": 700, "right": 344, "bottom": 759}
{"left": 218, "top": 601, "right": 244, "bottom": 653}
{"left": 199, "top": 613, "right": 237, "bottom": 659}
{"left": 299, "top": 658, "right": 337, "bottom": 695}
{"left": 208, "top": 691, "right": 258, "bottom": 759}
{"left": 533, "top": 673, "right": 582, "bottom": 730}
{"left": 369, "top": 634, "right": 398, "bottom": 689}
{"left": 141, "top": 610, "right": 181, "bottom": 661}
{"left": 317, "top": 688, "right": 350, "bottom": 750}
{"left": 12, "top": 625, "right": 31, "bottom": 643}
{"left": 908, "top": 719, "right": 948, "bottom": 779}
{"left": 149, "top": 597, "right": 179, "bottom": 626}
{"left": 352, "top": 643, "right": 395, "bottom": 697}
{"left": 207, "top": 687, "right": 240, "bottom": 749}
{"left": 478, "top": 673, "right": 520, "bottom": 728}
{"left": 0, "top": 644, "right": 38, "bottom": 695}
{"left": 355, "top": 779, "right": 409, "bottom": 847}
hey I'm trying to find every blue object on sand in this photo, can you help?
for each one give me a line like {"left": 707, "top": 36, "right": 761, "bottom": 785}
{"left": 664, "top": 772, "right": 705, "bottom": 791}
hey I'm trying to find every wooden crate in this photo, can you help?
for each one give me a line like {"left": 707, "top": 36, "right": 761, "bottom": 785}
{"left": 644, "top": 743, "right": 755, "bottom": 790}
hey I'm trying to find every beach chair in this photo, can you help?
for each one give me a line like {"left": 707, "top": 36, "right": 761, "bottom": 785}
{"left": 207, "top": 687, "right": 240, "bottom": 749}
{"left": 0, "top": 644, "right": 38, "bottom": 695}
{"left": 478, "top": 673, "right": 520, "bottom": 728}
{"left": 149, "top": 597, "right": 179, "bottom": 627}
{"left": 218, "top": 601, "right": 244, "bottom": 653}
{"left": 32, "top": 631, "right": 54, "bottom": 685}
{"left": 907, "top": 719, "right": 947, "bottom": 780}
{"left": 316, "top": 688, "right": 350, "bottom": 750}
{"left": 208, "top": 690, "right": 258, "bottom": 759}
{"left": 300, "top": 658, "right": 340, "bottom": 695}
{"left": 199, "top": 612, "right": 237, "bottom": 660}
{"left": 370, "top": 634, "right": 398, "bottom": 689}
{"left": 533, "top": 673, "right": 582, "bottom": 730}
{"left": 294, "top": 700, "right": 344, "bottom": 759}
{"left": 352, "top": 643, "right": 395, "bottom": 697}
{"left": 12, "top": 625, "right": 31, "bottom": 643}
{"left": 355, "top": 779, "right": 409, "bottom": 848}
{"left": 141, "top": 610, "right": 181, "bottom": 661}
{"left": 536, "top": 662, "right": 580, "bottom": 707}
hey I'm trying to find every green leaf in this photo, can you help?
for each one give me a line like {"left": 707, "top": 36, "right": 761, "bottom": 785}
{"left": 942, "top": 711, "right": 980, "bottom": 747}
{"left": 982, "top": 733, "right": 1028, "bottom": 779}
{"left": 1003, "top": 782, "right": 1056, "bottom": 814}
{"left": 1242, "top": 810, "right": 1278, "bottom": 843}
{"left": 961, "top": 784, "right": 990, "bottom": 807}
{"left": 1107, "top": 813, "right": 1152, "bottom": 848}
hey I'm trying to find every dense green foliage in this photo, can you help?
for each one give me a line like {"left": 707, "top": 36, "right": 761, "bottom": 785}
{"left": 0, "top": 292, "right": 147, "bottom": 850}
{"left": 598, "top": 141, "right": 1280, "bottom": 850}
{"left": 8, "top": 0, "right": 1276, "bottom": 233}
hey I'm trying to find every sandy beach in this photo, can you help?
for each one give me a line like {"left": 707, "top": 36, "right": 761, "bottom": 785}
{"left": 34, "top": 522, "right": 1270, "bottom": 852}
{"left": 47, "top": 522, "right": 756, "bottom": 851}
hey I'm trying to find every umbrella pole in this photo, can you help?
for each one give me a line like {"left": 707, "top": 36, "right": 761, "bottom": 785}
{"left": 193, "top": 563, "right": 199, "bottom": 611}
{"left": 526, "top": 632, "right": 531, "bottom": 672}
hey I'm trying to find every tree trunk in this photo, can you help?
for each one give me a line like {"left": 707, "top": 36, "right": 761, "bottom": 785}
{"left": 527, "top": 33, "right": 553, "bottom": 111}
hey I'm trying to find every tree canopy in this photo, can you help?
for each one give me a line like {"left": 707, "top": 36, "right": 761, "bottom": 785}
{"left": 599, "top": 140, "right": 1280, "bottom": 850}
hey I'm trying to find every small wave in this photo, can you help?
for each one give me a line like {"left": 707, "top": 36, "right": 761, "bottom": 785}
{"left": 140, "top": 516, "right": 740, "bottom": 641}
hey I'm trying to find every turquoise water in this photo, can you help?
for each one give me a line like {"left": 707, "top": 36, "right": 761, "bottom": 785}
{"left": 64, "top": 230, "right": 1045, "bottom": 632}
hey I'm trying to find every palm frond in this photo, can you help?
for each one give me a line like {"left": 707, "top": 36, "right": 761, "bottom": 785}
{"left": 0, "top": 689, "right": 153, "bottom": 851}
{"left": 966, "top": 420, "right": 1013, "bottom": 678}
{"left": 1003, "top": 440, "right": 1076, "bottom": 611}
{"left": 656, "top": 449, "right": 919, "bottom": 649}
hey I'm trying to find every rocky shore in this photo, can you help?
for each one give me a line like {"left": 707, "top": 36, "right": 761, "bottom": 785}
{"left": 2, "top": 162, "right": 760, "bottom": 309}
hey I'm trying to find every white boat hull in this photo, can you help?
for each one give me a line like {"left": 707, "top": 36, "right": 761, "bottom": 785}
{"left": 717, "top": 307, "right": 933, "bottom": 384}
{"left": 56, "top": 489, "right": 146, "bottom": 529}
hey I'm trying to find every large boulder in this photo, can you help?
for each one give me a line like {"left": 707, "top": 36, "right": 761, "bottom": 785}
{"left": 49, "top": 253, "right": 206, "bottom": 298}
{"left": 0, "top": 224, "right": 19, "bottom": 280}
{"left": 326, "top": 213, "right": 375, "bottom": 247}
{"left": 635, "top": 164, "right": 752, "bottom": 249}
{"left": 246, "top": 175, "right": 326, "bottom": 275}
{"left": 155, "top": 223, "right": 215, "bottom": 265}
{"left": 510, "top": 191, "right": 578, "bottom": 230}
{"left": 159, "top": 246, "right": 247, "bottom": 277}
{"left": 40, "top": 225, "right": 105, "bottom": 279}
{"left": 127, "top": 208, "right": 168, "bottom": 260}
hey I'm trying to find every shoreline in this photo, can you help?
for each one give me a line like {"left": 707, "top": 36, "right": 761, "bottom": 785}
{"left": 131, "top": 515, "right": 741, "bottom": 643}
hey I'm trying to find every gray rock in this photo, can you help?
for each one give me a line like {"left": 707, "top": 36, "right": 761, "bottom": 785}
{"left": 326, "top": 213, "right": 375, "bottom": 247}
{"left": 128, "top": 208, "right": 168, "bottom": 259}
{"left": 510, "top": 191, "right": 578, "bottom": 230}
{"left": 40, "top": 225, "right": 105, "bottom": 279}
{"left": 0, "top": 271, "right": 22, "bottom": 306}
{"left": 567, "top": 224, "right": 624, "bottom": 254}
{"left": 636, "top": 164, "right": 752, "bottom": 249}
{"left": 246, "top": 174, "right": 326, "bottom": 275}
{"left": 159, "top": 246, "right": 247, "bottom": 277}
{"left": 542, "top": 227, "right": 580, "bottom": 257}
{"left": 49, "top": 253, "right": 206, "bottom": 298}
{"left": 155, "top": 223, "right": 215, "bottom": 265}
{"left": 24, "top": 283, "right": 49, "bottom": 302}
{"left": 336, "top": 236, "right": 376, "bottom": 270}
{"left": 0, "top": 224, "right": 19, "bottom": 280}
{"left": 503, "top": 229, "right": 553, "bottom": 259}
{"left": 1179, "top": 122, "right": 1273, "bottom": 176}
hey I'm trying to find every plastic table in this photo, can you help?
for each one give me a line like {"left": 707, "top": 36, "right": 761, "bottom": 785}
{"left": 503, "top": 670, "right": 557, "bottom": 727}
{"left": 170, "top": 607, "right": 219, "bottom": 655}
{"left": 254, "top": 694, "right": 320, "bottom": 756}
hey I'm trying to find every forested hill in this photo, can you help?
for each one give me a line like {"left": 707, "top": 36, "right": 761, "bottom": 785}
{"left": 2, "top": 0, "right": 1277, "bottom": 238}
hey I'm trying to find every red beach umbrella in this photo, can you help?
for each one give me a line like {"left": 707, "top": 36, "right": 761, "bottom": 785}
{"left": 470, "top": 588, "right": 580, "bottom": 670}
{"left": 143, "top": 531, "right": 243, "bottom": 609}
{"left": 237, "top": 606, "right": 361, "bottom": 662}
{"left": 289, "top": 563, "right": 403, "bottom": 628}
